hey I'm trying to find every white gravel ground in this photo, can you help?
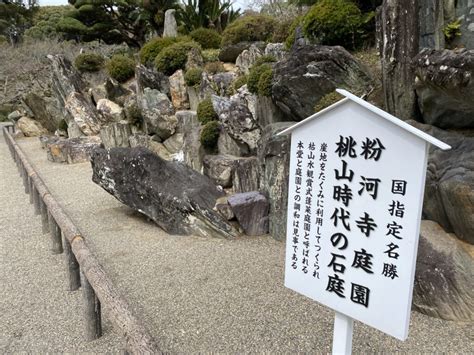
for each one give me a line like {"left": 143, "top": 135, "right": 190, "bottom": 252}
{"left": 0, "top": 131, "right": 122, "bottom": 352}
{"left": 6, "top": 135, "right": 473, "bottom": 353}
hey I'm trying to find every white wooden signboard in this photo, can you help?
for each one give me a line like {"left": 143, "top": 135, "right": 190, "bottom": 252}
{"left": 279, "top": 90, "right": 450, "bottom": 347}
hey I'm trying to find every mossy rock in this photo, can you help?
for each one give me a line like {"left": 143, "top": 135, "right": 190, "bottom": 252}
{"left": 106, "top": 55, "right": 136, "bottom": 83}
{"left": 221, "top": 14, "right": 277, "bottom": 46}
{"left": 197, "top": 98, "right": 218, "bottom": 125}
{"left": 154, "top": 41, "right": 201, "bottom": 76}
{"left": 190, "top": 28, "right": 222, "bottom": 49}
{"left": 314, "top": 91, "right": 344, "bottom": 112}
{"left": 200, "top": 121, "right": 220, "bottom": 152}
{"left": 74, "top": 52, "right": 105, "bottom": 72}
{"left": 184, "top": 67, "right": 203, "bottom": 87}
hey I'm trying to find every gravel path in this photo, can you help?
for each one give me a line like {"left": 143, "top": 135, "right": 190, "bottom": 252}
{"left": 0, "top": 130, "right": 122, "bottom": 352}
{"left": 7, "top": 135, "right": 473, "bottom": 353}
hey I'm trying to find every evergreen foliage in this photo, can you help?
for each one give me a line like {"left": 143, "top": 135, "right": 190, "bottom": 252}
{"left": 202, "top": 48, "right": 220, "bottom": 62}
{"left": 197, "top": 97, "right": 218, "bottom": 124}
{"left": 184, "top": 67, "right": 203, "bottom": 86}
{"left": 247, "top": 63, "right": 272, "bottom": 95}
{"left": 221, "top": 14, "right": 276, "bottom": 46}
{"left": 24, "top": 6, "right": 70, "bottom": 40}
{"left": 189, "top": 27, "right": 221, "bottom": 49}
{"left": 204, "top": 61, "right": 225, "bottom": 74}
{"left": 139, "top": 36, "right": 188, "bottom": 64}
{"left": 154, "top": 40, "right": 201, "bottom": 75}
{"left": 106, "top": 54, "right": 136, "bottom": 82}
{"left": 74, "top": 52, "right": 105, "bottom": 72}
{"left": 200, "top": 120, "right": 220, "bottom": 151}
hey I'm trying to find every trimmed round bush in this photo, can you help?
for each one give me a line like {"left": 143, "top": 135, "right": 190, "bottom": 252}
{"left": 204, "top": 61, "right": 225, "bottom": 75}
{"left": 202, "top": 49, "right": 220, "bottom": 63}
{"left": 139, "top": 36, "right": 189, "bottom": 65}
{"left": 303, "top": 0, "right": 363, "bottom": 48}
{"left": 200, "top": 121, "right": 220, "bottom": 152}
{"left": 190, "top": 28, "right": 222, "bottom": 49}
{"left": 106, "top": 55, "right": 135, "bottom": 83}
{"left": 184, "top": 67, "right": 203, "bottom": 87}
{"left": 197, "top": 98, "right": 218, "bottom": 125}
{"left": 74, "top": 52, "right": 104, "bottom": 72}
{"left": 247, "top": 63, "right": 272, "bottom": 94}
{"left": 257, "top": 68, "right": 273, "bottom": 97}
{"left": 221, "top": 14, "right": 277, "bottom": 46}
{"left": 154, "top": 41, "right": 201, "bottom": 75}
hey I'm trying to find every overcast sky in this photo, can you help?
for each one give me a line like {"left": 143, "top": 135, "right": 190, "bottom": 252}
{"left": 39, "top": 0, "right": 251, "bottom": 10}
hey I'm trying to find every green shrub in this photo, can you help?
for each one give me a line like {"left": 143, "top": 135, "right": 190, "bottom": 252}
{"left": 184, "top": 67, "right": 203, "bottom": 87}
{"left": 154, "top": 41, "right": 201, "bottom": 75}
{"left": 74, "top": 52, "right": 105, "bottom": 72}
{"left": 254, "top": 55, "right": 276, "bottom": 67}
{"left": 272, "top": 18, "right": 294, "bottom": 43}
{"left": 106, "top": 55, "right": 135, "bottom": 83}
{"left": 257, "top": 68, "right": 273, "bottom": 96}
{"left": 125, "top": 102, "right": 143, "bottom": 126}
{"left": 314, "top": 91, "right": 344, "bottom": 112}
{"left": 190, "top": 28, "right": 222, "bottom": 49}
{"left": 285, "top": 15, "right": 304, "bottom": 49}
{"left": 444, "top": 19, "right": 462, "bottom": 42}
{"left": 247, "top": 63, "right": 272, "bottom": 94}
{"left": 139, "top": 36, "right": 189, "bottom": 65}
{"left": 221, "top": 14, "right": 276, "bottom": 46}
{"left": 0, "top": 35, "right": 7, "bottom": 45}
{"left": 202, "top": 49, "right": 220, "bottom": 63}
{"left": 232, "top": 75, "right": 247, "bottom": 92}
{"left": 197, "top": 97, "right": 218, "bottom": 124}
{"left": 200, "top": 121, "right": 220, "bottom": 152}
{"left": 204, "top": 61, "right": 225, "bottom": 74}
{"left": 303, "top": 0, "right": 363, "bottom": 48}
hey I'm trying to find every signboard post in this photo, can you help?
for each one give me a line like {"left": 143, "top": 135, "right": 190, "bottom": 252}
{"left": 278, "top": 89, "right": 450, "bottom": 354}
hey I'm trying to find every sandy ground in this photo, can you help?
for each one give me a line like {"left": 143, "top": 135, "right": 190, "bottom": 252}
{"left": 2, "top": 134, "right": 472, "bottom": 353}
{"left": 0, "top": 130, "right": 122, "bottom": 352}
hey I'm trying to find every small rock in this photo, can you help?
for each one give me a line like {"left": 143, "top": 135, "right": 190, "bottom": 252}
{"left": 232, "top": 157, "right": 260, "bottom": 193}
{"left": 7, "top": 110, "right": 22, "bottom": 121}
{"left": 228, "top": 191, "right": 269, "bottom": 236}
{"left": 163, "top": 133, "right": 184, "bottom": 154}
{"left": 203, "top": 154, "right": 239, "bottom": 188}
{"left": 46, "top": 136, "right": 101, "bottom": 164}
{"left": 214, "top": 196, "right": 235, "bottom": 220}
{"left": 219, "top": 41, "right": 265, "bottom": 63}
{"left": 97, "top": 99, "right": 124, "bottom": 122}
{"left": 16, "top": 117, "right": 48, "bottom": 137}
{"left": 236, "top": 44, "right": 263, "bottom": 75}
{"left": 100, "top": 122, "right": 136, "bottom": 148}
{"left": 186, "top": 47, "right": 204, "bottom": 71}
{"left": 64, "top": 92, "right": 102, "bottom": 136}
{"left": 129, "top": 133, "right": 172, "bottom": 161}
{"left": 212, "top": 72, "right": 237, "bottom": 96}
{"left": 264, "top": 43, "right": 287, "bottom": 61}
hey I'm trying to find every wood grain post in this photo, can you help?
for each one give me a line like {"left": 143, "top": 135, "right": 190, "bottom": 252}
{"left": 82, "top": 271, "right": 102, "bottom": 341}
{"left": 63, "top": 235, "right": 81, "bottom": 291}
{"left": 40, "top": 199, "right": 50, "bottom": 234}
{"left": 33, "top": 185, "right": 41, "bottom": 215}
{"left": 48, "top": 213, "right": 63, "bottom": 254}
{"left": 29, "top": 178, "right": 34, "bottom": 204}
{"left": 23, "top": 169, "right": 29, "bottom": 194}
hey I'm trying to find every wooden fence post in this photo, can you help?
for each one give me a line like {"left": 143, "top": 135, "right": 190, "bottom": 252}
{"left": 82, "top": 271, "right": 102, "bottom": 341}
{"left": 63, "top": 235, "right": 81, "bottom": 291}
{"left": 33, "top": 185, "right": 41, "bottom": 215}
{"left": 48, "top": 213, "right": 63, "bottom": 254}
{"left": 40, "top": 199, "right": 50, "bottom": 234}
{"left": 29, "top": 178, "right": 34, "bottom": 204}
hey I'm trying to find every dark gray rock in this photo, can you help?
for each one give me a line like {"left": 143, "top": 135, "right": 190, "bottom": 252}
{"left": 23, "top": 92, "right": 60, "bottom": 132}
{"left": 46, "top": 136, "right": 101, "bottom": 164}
{"left": 163, "top": 133, "right": 184, "bottom": 154}
{"left": 136, "top": 64, "right": 170, "bottom": 96}
{"left": 419, "top": 0, "right": 445, "bottom": 49}
{"left": 414, "top": 48, "right": 474, "bottom": 129}
{"left": 228, "top": 191, "right": 269, "bottom": 236}
{"left": 264, "top": 43, "right": 287, "bottom": 61}
{"left": 203, "top": 154, "right": 238, "bottom": 188}
{"left": 139, "top": 88, "right": 177, "bottom": 139}
{"left": 454, "top": 0, "right": 474, "bottom": 49}
{"left": 258, "top": 122, "right": 293, "bottom": 240}
{"left": 413, "top": 221, "right": 473, "bottom": 321}
{"left": 409, "top": 120, "right": 474, "bottom": 245}
{"left": 64, "top": 92, "right": 103, "bottom": 136}
{"left": 128, "top": 133, "right": 172, "bottom": 161}
{"left": 255, "top": 95, "right": 286, "bottom": 128}
{"left": 211, "top": 95, "right": 261, "bottom": 154}
{"left": 219, "top": 41, "right": 265, "bottom": 63}
{"left": 376, "top": 0, "right": 419, "bottom": 121}
{"left": 217, "top": 129, "right": 248, "bottom": 156}
{"left": 272, "top": 44, "right": 372, "bottom": 121}
{"left": 232, "top": 157, "right": 260, "bottom": 193}
{"left": 104, "top": 78, "right": 133, "bottom": 104}
{"left": 212, "top": 72, "right": 237, "bottom": 96}
{"left": 91, "top": 146, "right": 238, "bottom": 238}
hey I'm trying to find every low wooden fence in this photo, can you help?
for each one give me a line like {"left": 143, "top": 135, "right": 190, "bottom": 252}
{"left": 2, "top": 125, "right": 159, "bottom": 354}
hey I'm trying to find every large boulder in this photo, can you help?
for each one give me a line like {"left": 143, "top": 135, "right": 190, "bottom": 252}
{"left": 219, "top": 41, "right": 265, "bottom": 63}
{"left": 409, "top": 120, "right": 474, "bottom": 245}
{"left": 414, "top": 48, "right": 474, "bottom": 129}
{"left": 413, "top": 221, "right": 473, "bottom": 321}
{"left": 139, "top": 88, "right": 177, "bottom": 140}
{"left": 91, "top": 146, "right": 238, "bottom": 238}
{"left": 169, "top": 70, "right": 189, "bottom": 110}
{"left": 176, "top": 110, "right": 204, "bottom": 172}
{"left": 100, "top": 122, "right": 136, "bottom": 148}
{"left": 22, "top": 92, "right": 61, "bottom": 132}
{"left": 211, "top": 95, "right": 261, "bottom": 154}
{"left": 232, "top": 157, "right": 260, "bottom": 193}
{"left": 271, "top": 44, "right": 373, "bottom": 121}
{"left": 129, "top": 133, "right": 172, "bottom": 161}
{"left": 203, "top": 154, "right": 239, "bottom": 188}
{"left": 136, "top": 65, "right": 170, "bottom": 96}
{"left": 64, "top": 92, "right": 102, "bottom": 136}
{"left": 97, "top": 99, "right": 124, "bottom": 122}
{"left": 376, "top": 0, "right": 420, "bottom": 121}
{"left": 257, "top": 122, "right": 293, "bottom": 241}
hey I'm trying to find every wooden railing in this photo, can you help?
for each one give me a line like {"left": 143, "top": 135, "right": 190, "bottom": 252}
{"left": 2, "top": 125, "right": 160, "bottom": 354}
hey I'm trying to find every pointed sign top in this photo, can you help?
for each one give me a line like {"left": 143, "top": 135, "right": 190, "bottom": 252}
{"left": 277, "top": 89, "right": 451, "bottom": 151}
